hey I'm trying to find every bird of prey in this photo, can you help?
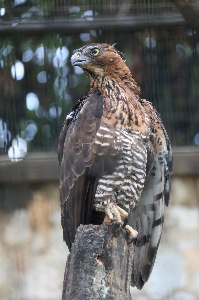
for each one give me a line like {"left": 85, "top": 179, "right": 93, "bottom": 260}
{"left": 58, "top": 43, "right": 172, "bottom": 289}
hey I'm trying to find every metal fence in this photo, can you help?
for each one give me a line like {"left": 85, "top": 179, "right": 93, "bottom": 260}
{"left": 0, "top": 0, "right": 199, "bottom": 161}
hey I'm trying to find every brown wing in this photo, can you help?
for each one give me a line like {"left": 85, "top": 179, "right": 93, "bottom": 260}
{"left": 58, "top": 90, "right": 103, "bottom": 250}
{"left": 130, "top": 100, "right": 173, "bottom": 289}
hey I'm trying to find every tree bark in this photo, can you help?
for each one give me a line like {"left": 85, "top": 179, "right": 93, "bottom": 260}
{"left": 62, "top": 224, "right": 133, "bottom": 300}
{"left": 173, "top": 0, "right": 199, "bottom": 31}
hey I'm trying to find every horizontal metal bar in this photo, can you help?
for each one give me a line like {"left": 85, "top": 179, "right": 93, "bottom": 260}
{"left": 0, "top": 14, "right": 185, "bottom": 35}
{"left": 0, "top": 147, "right": 199, "bottom": 183}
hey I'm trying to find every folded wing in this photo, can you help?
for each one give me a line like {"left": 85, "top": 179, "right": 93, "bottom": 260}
{"left": 58, "top": 90, "right": 103, "bottom": 250}
{"left": 130, "top": 100, "right": 173, "bottom": 289}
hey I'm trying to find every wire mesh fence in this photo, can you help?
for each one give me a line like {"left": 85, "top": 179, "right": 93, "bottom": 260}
{"left": 0, "top": 0, "right": 199, "bottom": 162}
{"left": 1, "top": 2, "right": 199, "bottom": 300}
{"left": 0, "top": 0, "right": 180, "bottom": 25}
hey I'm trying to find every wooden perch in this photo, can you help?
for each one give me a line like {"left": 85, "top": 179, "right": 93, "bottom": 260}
{"left": 62, "top": 224, "right": 134, "bottom": 300}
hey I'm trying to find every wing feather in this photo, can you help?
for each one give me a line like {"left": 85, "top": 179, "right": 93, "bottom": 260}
{"left": 131, "top": 152, "right": 165, "bottom": 289}
{"left": 58, "top": 90, "right": 103, "bottom": 250}
{"left": 131, "top": 100, "right": 173, "bottom": 289}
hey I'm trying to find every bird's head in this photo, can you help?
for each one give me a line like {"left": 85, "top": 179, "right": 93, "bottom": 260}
{"left": 71, "top": 43, "right": 138, "bottom": 91}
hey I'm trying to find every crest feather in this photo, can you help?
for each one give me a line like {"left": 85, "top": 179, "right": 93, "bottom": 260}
{"left": 112, "top": 43, "right": 126, "bottom": 61}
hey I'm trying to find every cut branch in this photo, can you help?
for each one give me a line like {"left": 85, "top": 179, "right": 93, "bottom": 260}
{"left": 62, "top": 224, "right": 133, "bottom": 300}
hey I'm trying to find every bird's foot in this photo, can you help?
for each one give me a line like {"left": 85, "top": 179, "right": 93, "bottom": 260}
{"left": 103, "top": 203, "right": 138, "bottom": 240}
{"left": 125, "top": 225, "right": 138, "bottom": 243}
{"left": 104, "top": 203, "right": 128, "bottom": 224}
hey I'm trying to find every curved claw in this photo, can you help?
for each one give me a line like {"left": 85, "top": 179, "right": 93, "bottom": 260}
{"left": 104, "top": 203, "right": 138, "bottom": 242}
{"left": 123, "top": 216, "right": 128, "bottom": 228}
{"left": 104, "top": 203, "right": 128, "bottom": 224}
{"left": 113, "top": 216, "right": 128, "bottom": 237}
{"left": 113, "top": 223, "right": 123, "bottom": 237}
{"left": 127, "top": 237, "right": 137, "bottom": 244}
{"left": 105, "top": 203, "right": 122, "bottom": 223}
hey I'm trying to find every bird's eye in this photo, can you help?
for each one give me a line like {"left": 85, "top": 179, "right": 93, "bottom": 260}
{"left": 91, "top": 48, "right": 100, "bottom": 57}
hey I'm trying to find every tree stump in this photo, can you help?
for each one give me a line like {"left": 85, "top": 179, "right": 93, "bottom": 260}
{"left": 62, "top": 224, "right": 133, "bottom": 300}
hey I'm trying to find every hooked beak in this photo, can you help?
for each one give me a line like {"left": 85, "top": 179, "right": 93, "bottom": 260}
{"left": 71, "top": 51, "right": 90, "bottom": 67}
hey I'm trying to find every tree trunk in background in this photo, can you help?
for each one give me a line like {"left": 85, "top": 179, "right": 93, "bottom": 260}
{"left": 62, "top": 224, "right": 133, "bottom": 300}
{"left": 173, "top": 0, "right": 199, "bottom": 31}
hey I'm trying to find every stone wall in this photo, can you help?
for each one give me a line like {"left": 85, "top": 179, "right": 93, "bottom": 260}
{"left": 0, "top": 150, "right": 199, "bottom": 300}
{"left": 132, "top": 174, "right": 199, "bottom": 300}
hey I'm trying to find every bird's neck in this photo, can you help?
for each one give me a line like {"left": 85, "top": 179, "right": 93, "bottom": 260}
{"left": 88, "top": 73, "right": 140, "bottom": 98}
{"left": 87, "top": 73, "right": 150, "bottom": 135}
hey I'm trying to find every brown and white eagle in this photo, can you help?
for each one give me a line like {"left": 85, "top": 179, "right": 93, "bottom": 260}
{"left": 58, "top": 43, "right": 172, "bottom": 289}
